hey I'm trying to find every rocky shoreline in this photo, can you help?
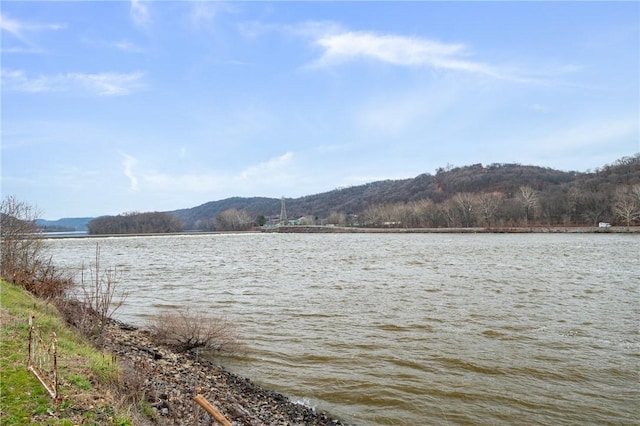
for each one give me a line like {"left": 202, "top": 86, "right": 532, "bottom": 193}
{"left": 99, "top": 320, "right": 347, "bottom": 426}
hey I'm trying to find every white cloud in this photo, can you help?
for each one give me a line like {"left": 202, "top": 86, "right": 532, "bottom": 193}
{"left": 0, "top": 13, "right": 65, "bottom": 53}
{"left": 239, "top": 152, "right": 294, "bottom": 181}
{"left": 238, "top": 20, "right": 530, "bottom": 79}
{"left": 312, "top": 30, "right": 506, "bottom": 79}
{"left": 1, "top": 69, "right": 145, "bottom": 96}
{"left": 113, "top": 40, "right": 144, "bottom": 53}
{"left": 188, "top": 2, "right": 235, "bottom": 30}
{"left": 244, "top": 20, "right": 550, "bottom": 83}
{"left": 124, "top": 152, "right": 296, "bottom": 196}
{"left": 1, "top": 69, "right": 50, "bottom": 93}
{"left": 120, "top": 152, "right": 139, "bottom": 191}
{"left": 81, "top": 37, "right": 145, "bottom": 53}
{"left": 130, "top": 0, "right": 150, "bottom": 29}
{"left": 238, "top": 20, "right": 343, "bottom": 41}
{"left": 71, "top": 72, "right": 145, "bottom": 96}
{"left": 317, "top": 32, "right": 462, "bottom": 65}
{"left": 1, "top": 13, "right": 29, "bottom": 43}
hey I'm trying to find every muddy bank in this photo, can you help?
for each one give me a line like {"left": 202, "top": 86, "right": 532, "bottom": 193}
{"left": 99, "top": 320, "right": 347, "bottom": 426}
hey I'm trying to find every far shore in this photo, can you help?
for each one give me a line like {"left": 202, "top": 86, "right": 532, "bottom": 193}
{"left": 43, "top": 225, "right": 639, "bottom": 238}
{"left": 263, "top": 225, "right": 640, "bottom": 234}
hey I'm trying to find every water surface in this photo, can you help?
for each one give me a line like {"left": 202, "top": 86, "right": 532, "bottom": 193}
{"left": 48, "top": 233, "right": 639, "bottom": 425}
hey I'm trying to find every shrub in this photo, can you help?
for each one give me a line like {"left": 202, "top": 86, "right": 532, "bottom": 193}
{"left": 1, "top": 196, "right": 72, "bottom": 300}
{"left": 79, "top": 244, "right": 127, "bottom": 334}
{"left": 1, "top": 196, "right": 44, "bottom": 281}
{"left": 21, "top": 256, "right": 73, "bottom": 300}
{"left": 147, "top": 309, "right": 242, "bottom": 354}
{"left": 59, "top": 244, "right": 128, "bottom": 338}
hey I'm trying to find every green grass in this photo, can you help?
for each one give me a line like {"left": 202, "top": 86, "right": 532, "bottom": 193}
{"left": 0, "top": 280, "right": 133, "bottom": 425}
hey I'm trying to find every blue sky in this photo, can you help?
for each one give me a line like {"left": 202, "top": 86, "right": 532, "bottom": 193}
{"left": 2, "top": 1, "right": 639, "bottom": 219}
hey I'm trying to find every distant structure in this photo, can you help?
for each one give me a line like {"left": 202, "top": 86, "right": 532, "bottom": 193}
{"left": 279, "top": 197, "right": 287, "bottom": 225}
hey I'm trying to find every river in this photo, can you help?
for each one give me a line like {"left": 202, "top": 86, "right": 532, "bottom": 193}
{"left": 46, "top": 233, "right": 639, "bottom": 425}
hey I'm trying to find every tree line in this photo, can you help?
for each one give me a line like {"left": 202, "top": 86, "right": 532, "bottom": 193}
{"left": 88, "top": 211, "right": 183, "bottom": 235}
{"left": 81, "top": 154, "right": 640, "bottom": 233}
{"left": 203, "top": 182, "right": 638, "bottom": 230}
{"left": 209, "top": 155, "right": 640, "bottom": 230}
{"left": 355, "top": 183, "right": 640, "bottom": 229}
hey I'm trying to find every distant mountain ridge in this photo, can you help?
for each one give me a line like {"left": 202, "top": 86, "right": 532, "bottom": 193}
{"left": 41, "top": 156, "right": 640, "bottom": 230}
{"left": 168, "top": 163, "right": 582, "bottom": 229}
{"left": 170, "top": 157, "right": 640, "bottom": 229}
{"left": 36, "top": 217, "right": 93, "bottom": 232}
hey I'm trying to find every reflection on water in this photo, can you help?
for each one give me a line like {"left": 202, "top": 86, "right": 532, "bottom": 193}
{"left": 48, "top": 233, "right": 639, "bottom": 425}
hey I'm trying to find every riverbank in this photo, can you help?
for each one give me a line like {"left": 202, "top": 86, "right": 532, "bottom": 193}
{"left": 44, "top": 225, "right": 640, "bottom": 239}
{"left": 264, "top": 225, "right": 640, "bottom": 233}
{"left": 98, "top": 319, "right": 347, "bottom": 425}
{"left": 0, "top": 281, "right": 346, "bottom": 425}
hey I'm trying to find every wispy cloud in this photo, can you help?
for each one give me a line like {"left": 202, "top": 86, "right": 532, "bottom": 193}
{"left": 188, "top": 2, "right": 235, "bottom": 30}
{"left": 317, "top": 32, "right": 462, "bottom": 66}
{"left": 81, "top": 37, "right": 145, "bottom": 53}
{"left": 70, "top": 72, "right": 145, "bottom": 95}
{"left": 237, "top": 20, "right": 343, "bottom": 41}
{"left": 1, "top": 69, "right": 145, "bottom": 96}
{"left": 248, "top": 20, "right": 550, "bottom": 83}
{"left": 239, "top": 152, "right": 294, "bottom": 181}
{"left": 0, "top": 12, "right": 65, "bottom": 53}
{"left": 126, "top": 152, "right": 295, "bottom": 195}
{"left": 130, "top": 0, "right": 150, "bottom": 29}
{"left": 111, "top": 40, "right": 145, "bottom": 53}
{"left": 120, "top": 151, "right": 139, "bottom": 191}
{"left": 312, "top": 30, "right": 508, "bottom": 79}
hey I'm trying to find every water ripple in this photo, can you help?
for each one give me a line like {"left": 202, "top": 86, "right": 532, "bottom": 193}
{"left": 47, "top": 233, "right": 640, "bottom": 426}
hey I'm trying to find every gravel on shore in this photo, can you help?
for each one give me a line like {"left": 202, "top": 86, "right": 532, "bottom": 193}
{"left": 99, "top": 320, "right": 347, "bottom": 426}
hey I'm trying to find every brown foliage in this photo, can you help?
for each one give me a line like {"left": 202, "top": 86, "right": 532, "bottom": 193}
{"left": 171, "top": 154, "right": 640, "bottom": 228}
{"left": 1, "top": 196, "right": 73, "bottom": 299}
{"left": 148, "top": 309, "right": 242, "bottom": 354}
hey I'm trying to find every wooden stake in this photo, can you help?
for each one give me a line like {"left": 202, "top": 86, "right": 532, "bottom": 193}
{"left": 193, "top": 394, "right": 233, "bottom": 426}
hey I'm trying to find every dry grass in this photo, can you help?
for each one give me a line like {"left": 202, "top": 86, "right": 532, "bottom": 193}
{"left": 147, "top": 309, "right": 243, "bottom": 355}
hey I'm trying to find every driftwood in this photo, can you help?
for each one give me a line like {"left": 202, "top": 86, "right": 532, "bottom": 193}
{"left": 193, "top": 394, "right": 233, "bottom": 426}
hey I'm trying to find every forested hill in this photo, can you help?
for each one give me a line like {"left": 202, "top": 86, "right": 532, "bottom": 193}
{"left": 170, "top": 155, "right": 640, "bottom": 229}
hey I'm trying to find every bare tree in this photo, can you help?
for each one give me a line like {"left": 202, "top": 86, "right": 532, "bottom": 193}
{"left": 539, "top": 188, "right": 570, "bottom": 227}
{"left": 453, "top": 192, "right": 477, "bottom": 228}
{"left": 613, "top": 185, "right": 640, "bottom": 229}
{"left": 88, "top": 211, "right": 183, "bottom": 234}
{"left": 62, "top": 244, "right": 129, "bottom": 337}
{"left": 477, "top": 192, "right": 503, "bottom": 228}
{"left": 1, "top": 196, "right": 73, "bottom": 298}
{"left": 518, "top": 185, "right": 539, "bottom": 225}
{"left": 327, "top": 211, "right": 347, "bottom": 226}
{"left": 438, "top": 198, "right": 458, "bottom": 228}
{"left": 414, "top": 199, "right": 439, "bottom": 228}
{"left": 215, "top": 208, "right": 253, "bottom": 231}
{"left": 1, "top": 196, "right": 45, "bottom": 283}
{"left": 363, "top": 204, "right": 380, "bottom": 227}
{"left": 570, "top": 187, "right": 611, "bottom": 227}
{"left": 632, "top": 184, "right": 640, "bottom": 203}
